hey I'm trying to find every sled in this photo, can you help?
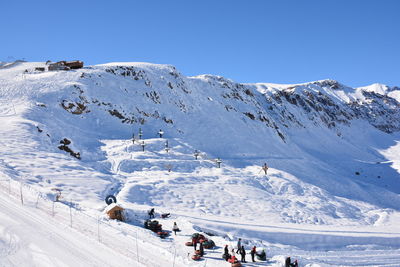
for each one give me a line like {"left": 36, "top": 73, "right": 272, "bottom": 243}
{"left": 202, "top": 240, "right": 215, "bottom": 249}
{"left": 192, "top": 254, "right": 201, "bottom": 261}
{"left": 231, "top": 262, "right": 242, "bottom": 267}
{"left": 185, "top": 241, "right": 193, "bottom": 246}
{"left": 157, "top": 231, "right": 169, "bottom": 238}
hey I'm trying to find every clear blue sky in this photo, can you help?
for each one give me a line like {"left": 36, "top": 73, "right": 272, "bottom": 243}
{"left": 1, "top": 0, "right": 399, "bottom": 87}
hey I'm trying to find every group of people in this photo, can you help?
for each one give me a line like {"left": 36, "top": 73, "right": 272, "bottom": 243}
{"left": 223, "top": 238, "right": 260, "bottom": 263}
{"left": 222, "top": 238, "right": 298, "bottom": 266}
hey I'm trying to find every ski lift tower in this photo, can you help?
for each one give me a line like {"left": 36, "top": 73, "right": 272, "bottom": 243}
{"left": 194, "top": 150, "right": 200, "bottom": 160}
{"left": 216, "top": 158, "right": 222, "bottom": 168}
{"left": 158, "top": 129, "right": 164, "bottom": 138}
{"left": 141, "top": 141, "right": 146, "bottom": 152}
{"left": 138, "top": 128, "right": 143, "bottom": 139}
{"left": 165, "top": 140, "right": 170, "bottom": 153}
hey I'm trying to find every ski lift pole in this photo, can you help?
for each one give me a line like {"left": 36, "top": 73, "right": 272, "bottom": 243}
{"left": 138, "top": 128, "right": 143, "bottom": 139}
{"left": 136, "top": 231, "right": 140, "bottom": 265}
{"left": 19, "top": 181, "right": 23, "bottom": 205}
{"left": 172, "top": 245, "right": 176, "bottom": 267}
{"left": 141, "top": 141, "right": 145, "bottom": 152}
{"left": 69, "top": 199, "right": 73, "bottom": 228}
{"left": 165, "top": 140, "right": 170, "bottom": 153}
{"left": 216, "top": 158, "right": 222, "bottom": 168}
{"left": 158, "top": 129, "right": 164, "bottom": 138}
{"left": 97, "top": 215, "right": 101, "bottom": 242}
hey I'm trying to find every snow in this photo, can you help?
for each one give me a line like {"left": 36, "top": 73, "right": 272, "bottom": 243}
{"left": 0, "top": 61, "right": 399, "bottom": 266}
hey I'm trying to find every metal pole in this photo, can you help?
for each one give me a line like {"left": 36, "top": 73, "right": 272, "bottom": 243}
{"left": 97, "top": 216, "right": 101, "bottom": 242}
{"left": 136, "top": 231, "right": 139, "bottom": 265}
{"left": 69, "top": 200, "right": 73, "bottom": 227}
{"left": 20, "top": 182, "right": 23, "bottom": 205}
{"left": 35, "top": 193, "right": 40, "bottom": 208}
{"left": 52, "top": 201, "right": 55, "bottom": 216}
{"left": 172, "top": 246, "right": 176, "bottom": 267}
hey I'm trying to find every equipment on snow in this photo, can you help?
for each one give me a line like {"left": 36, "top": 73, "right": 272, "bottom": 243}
{"left": 105, "top": 195, "right": 117, "bottom": 205}
{"left": 256, "top": 250, "right": 266, "bottom": 261}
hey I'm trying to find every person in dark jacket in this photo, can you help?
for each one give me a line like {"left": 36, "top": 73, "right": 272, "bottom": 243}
{"left": 285, "top": 257, "right": 291, "bottom": 267}
{"left": 224, "top": 245, "right": 229, "bottom": 255}
{"left": 240, "top": 245, "right": 246, "bottom": 262}
{"left": 192, "top": 237, "right": 198, "bottom": 251}
{"left": 250, "top": 246, "right": 256, "bottom": 262}
{"left": 148, "top": 208, "right": 155, "bottom": 219}
{"left": 286, "top": 256, "right": 298, "bottom": 267}
{"left": 223, "top": 245, "right": 230, "bottom": 261}
{"left": 199, "top": 242, "right": 204, "bottom": 256}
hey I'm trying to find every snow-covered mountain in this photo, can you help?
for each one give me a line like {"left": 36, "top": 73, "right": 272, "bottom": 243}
{"left": 0, "top": 61, "right": 399, "bottom": 266}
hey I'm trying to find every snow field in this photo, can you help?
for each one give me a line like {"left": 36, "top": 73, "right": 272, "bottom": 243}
{"left": 0, "top": 61, "right": 400, "bottom": 266}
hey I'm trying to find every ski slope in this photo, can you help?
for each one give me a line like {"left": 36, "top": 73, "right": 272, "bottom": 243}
{"left": 0, "top": 61, "right": 399, "bottom": 266}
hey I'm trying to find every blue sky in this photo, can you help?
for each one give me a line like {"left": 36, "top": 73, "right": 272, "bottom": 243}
{"left": 1, "top": 0, "right": 399, "bottom": 87}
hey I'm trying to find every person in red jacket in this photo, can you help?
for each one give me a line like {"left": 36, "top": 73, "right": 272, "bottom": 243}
{"left": 250, "top": 246, "right": 257, "bottom": 262}
{"left": 228, "top": 255, "right": 238, "bottom": 263}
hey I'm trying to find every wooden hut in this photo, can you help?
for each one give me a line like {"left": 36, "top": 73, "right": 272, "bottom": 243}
{"left": 105, "top": 203, "right": 125, "bottom": 221}
{"left": 64, "top": 60, "right": 84, "bottom": 69}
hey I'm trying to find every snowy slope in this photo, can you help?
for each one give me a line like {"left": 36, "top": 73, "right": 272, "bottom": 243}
{"left": 0, "top": 61, "right": 400, "bottom": 266}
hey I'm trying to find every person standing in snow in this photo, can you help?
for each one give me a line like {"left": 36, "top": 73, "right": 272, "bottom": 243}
{"left": 236, "top": 238, "right": 242, "bottom": 253}
{"left": 240, "top": 245, "right": 246, "bottom": 262}
{"left": 285, "top": 256, "right": 292, "bottom": 267}
{"left": 223, "top": 245, "right": 230, "bottom": 261}
{"left": 224, "top": 245, "right": 229, "bottom": 255}
{"left": 148, "top": 208, "right": 155, "bottom": 219}
{"left": 250, "top": 246, "right": 256, "bottom": 262}
{"left": 172, "top": 222, "right": 179, "bottom": 235}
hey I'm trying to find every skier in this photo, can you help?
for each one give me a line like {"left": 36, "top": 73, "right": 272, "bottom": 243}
{"left": 148, "top": 208, "right": 155, "bottom": 219}
{"left": 158, "top": 129, "right": 164, "bottom": 138}
{"left": 262, "top": 163, "right": 269, "bottom": 175}
{"left": 172, "top": 222, "right": 179, "bottom": 235}
{"left": 236, "top": 238, "right": 242, "bottom": 253}
{"left": 250, "top": 246, "right": 256, "bottom": 262}
{"left": 240, "top": 245, "right": 246, "bottom": 263}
